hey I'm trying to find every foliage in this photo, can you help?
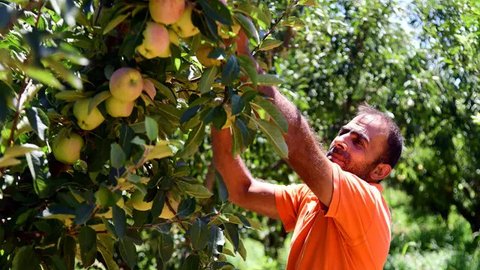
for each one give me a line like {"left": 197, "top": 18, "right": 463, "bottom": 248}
{"left": 274, "top": 0, "right": 480, "bottom": 232}
{"left": 0, "top": 0, "right": 311, "bottom": 269}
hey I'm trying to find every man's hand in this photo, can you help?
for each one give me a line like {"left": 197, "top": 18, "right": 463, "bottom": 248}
{"left": 211, "top": 127, "right": 279, "bottom": 219}
{"left": 232, "top": 29, "right": 335, "bottom": 206}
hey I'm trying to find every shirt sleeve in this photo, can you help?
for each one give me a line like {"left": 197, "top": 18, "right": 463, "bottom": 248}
{"left": 325, "top": 163, "right": 385, "bottom": 245}
{"left": 274, "top": 184, "right": 309, "bottom": 232}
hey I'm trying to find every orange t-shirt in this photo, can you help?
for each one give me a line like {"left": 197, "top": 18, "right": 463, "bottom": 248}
{"left": 275, "top": 163, "right": 391, "bottom": 269}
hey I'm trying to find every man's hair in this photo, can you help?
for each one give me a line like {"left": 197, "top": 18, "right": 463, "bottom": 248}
{"left": 356, "top": 104, "right": 404, "bottom": 168}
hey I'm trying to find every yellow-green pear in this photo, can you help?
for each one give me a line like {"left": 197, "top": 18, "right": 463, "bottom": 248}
{"left": 137, "top": 22, "right": 171, "bottom": 59}
{"left": 109, "top": 67, "right": 144, "bottom": 102}
{"left": 105, "top": 97, "right": 135, "bottom": 117}
{"left": 52, "top": 131, "right": 84, "bottom": 164}
{"left": 73, "top": 98, "right": 105, "bottom": 130}
{"left": 149, "top": 0, "right": 185, "bottom": 25}
{"left": 172, "top": 5, "right": 199, "bottom": 38}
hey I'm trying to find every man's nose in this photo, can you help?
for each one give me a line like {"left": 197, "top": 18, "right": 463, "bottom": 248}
{"left": 333, "top": 136, "right": 348, "bottom": 151}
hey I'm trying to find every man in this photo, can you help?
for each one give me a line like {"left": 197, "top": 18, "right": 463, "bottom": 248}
{"left": 211, "top": 33, "right": 403, "bottom": 269}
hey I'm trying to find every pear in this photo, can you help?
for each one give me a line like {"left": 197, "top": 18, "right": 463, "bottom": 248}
{"left": 52, "top": 131, "right": 84, "bottom": 164}
{"left": 172, "top": 5, "right": 199, "bottom": 38}
{"left": 105, "top": 97, "right": 135, "bottom": 117}
{"left": 73, "top": 98, "right": 105, "bottom": 130}
{"left": 137, "top": 22, "right": 171, "bottom": 59}
{"left": 109, "top": 67, "right": 144, "bottom": 102}
{"left": 149, "top": 0, "right": 185, "bottom": 25}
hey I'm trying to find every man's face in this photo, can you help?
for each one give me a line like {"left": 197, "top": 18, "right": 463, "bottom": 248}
{"left": 326, "top": 114, "right": 389, "bottom": 181}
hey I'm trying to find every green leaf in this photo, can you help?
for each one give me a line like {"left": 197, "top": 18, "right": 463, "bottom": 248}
{"left": 237, "top": 55, "right": 258, "bottom": 87}
{"left": 145, "top": 142, "right": 173, "bottom": 160}
{"left": 177, "top": 181, "right": 213, "bottom": 199}
{"left": 42, "top": 58, "right": 83, "bottom": 89}
{"left": 156, "top": 103, "right": 181, "bottom": 122}
{"left": 259, "top": 39, "right": 283, "bottom": 51}
{"left": 206, "top": 225, "right": 225, "bottom": 256}
{"left": 215, "top": 171, "right": 229, "bottom": 203}
{"left": 79, "top": 226, "right": 97, "bottom": 267}
{"left": 212, "top": 261, "right": 235, "bottom": 270}
{"left": 54, "top": 90, "right": 88, "bottom": 101}
{"left": 231, "top": 94, "right": 245, "bottom": 114}
{"left": 61, "top": 235, "right": 76, "bottom": 270}
{"left": 222, "top": 55, "right": 240, "bottom": 86}
{"left": 0, "top": 3, "right": 14, "bottom": 30}
{"left": 12, "top": 246, "right": 41, "bottom": 270}
{"left": 145, "top": 116, "right": 158, "bottom": 141}
{"left": 0, "top": 157, "right": 21, "bottom": 168}
{"left": 94, "top": 186, "right": 116, "bottom": 207}
{"left": 199, "top": 66, "right": 218, "bottom": 94}
{"left": 223, "top": 223, "right": 239, "bottom": 252}
{"left": 119, "top": 238, "right": 137, "bottom": 269}
{"left": 157, "top": 232, "right": 174, "bottom": 262}
{"left": 231, "top": 123, "right": 244, "bottom": 156}
{"left": 190, "top": 218, "right": 210, "bottom": 250}
{"left": 181, "top": 105, "right": 201, "bottom": 124}
{"left": 177, "top": 198, "right": 196, "bottom": 218}
{"left": 253, "top": 97, "right": 288, "bottom": 132}
{"left": 180, "top": 254, "right": 200, "bottom": 270}
{"left": 234, "top": 13, "right": 259, "bottom": 44}
{"left": 176, "top": 123, "right": 205, "bottom": 158}
{"left": 25, "top": 150, "right": 52, "bottom": 198}
{"left": 119, "top": 124, "right": 135, "bottom": 156}
{"left": 24, "top": 66, "right": 64, "bottom": 89}
{"left": 198, "top": 0, "right": 233, "bottom": 26}
{"left": 238, "top": 238, "right": 247, "bottom": 260}
{"left": 257, "top": 74, "right": 284, "bottom": 86}
{"left": 26, "top": 107, "right": 49, "bottom": 141}
{"left": 89, "top": 90, "right": 111, "bottom": 113}
{"left": 49, "top": 254, "right": 68, "bottom": 270}
{"left": 150, "top": 80, "right": 176, "bottom": 103}
{"left": 249, "top": 117, "right": 288, "bottom": 158}
{"left": 112, "top": 205, "right": 126, "bottom": 238}
{"left": 74, "top": 203, "right": 95, "bottom": 225}
{"left": 3, "top": 144, "right": 40, "bottom": 158}
{"left": 110, "top": 143, "right": 126, "bottom": 169}
{"left": 97, "top": 234, "right": 119, "bottom": 270}
{"left": 103, "top": 13, "right": 130, "bottom": 35}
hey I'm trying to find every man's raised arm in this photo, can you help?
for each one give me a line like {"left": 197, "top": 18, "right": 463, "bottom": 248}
{"left": 211, "top": 127, "right": 279, "bottom": 219}
{"left": 236, "top": 32, "right": 335, "bottom": 206}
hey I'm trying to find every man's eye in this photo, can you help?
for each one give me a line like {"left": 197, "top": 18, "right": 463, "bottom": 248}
{"left": 353, "top": 138, "right": 363, "bottom": 146}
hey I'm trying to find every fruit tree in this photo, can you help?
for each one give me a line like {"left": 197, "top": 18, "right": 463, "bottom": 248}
{"left": 0, "top": 0, "right": 313, "bottom": 269}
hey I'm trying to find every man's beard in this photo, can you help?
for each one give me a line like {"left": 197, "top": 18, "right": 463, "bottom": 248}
{"left": 326, "top": 146, "right": 375, "bottom": 180}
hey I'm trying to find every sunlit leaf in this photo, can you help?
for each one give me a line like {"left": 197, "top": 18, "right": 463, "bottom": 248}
{"left": 103, "top": 13, "right": 130, "bottom": 35}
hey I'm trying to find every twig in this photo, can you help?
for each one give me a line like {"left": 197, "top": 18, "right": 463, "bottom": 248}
{"left": 251, "top": 0, "right": 300, "bottom": 56}
{"left": 7, "top": 79, "right": 30, "bottom": 147}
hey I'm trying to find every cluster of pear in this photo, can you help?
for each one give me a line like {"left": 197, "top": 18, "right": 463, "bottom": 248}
{"left": 106, "top": 67, "right": 144, "bottom": 117}
{"left": 54, "top": 67, "right": 147, "bottom": 165}
{"left": 92, "top": 187, "right": 180, "bottom": 225}
{"left": 139, "top": 0, "right": 241, "bottom": 67}
{"left": 71, "top": 67, "right": 145, "bottom": 132}
{"left": 137, "top": 0, "right": 199, "bottom": 59}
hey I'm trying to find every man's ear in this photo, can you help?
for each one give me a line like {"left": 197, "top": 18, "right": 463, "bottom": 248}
{"left": 369, "top": 163, "right": 392, "bottom": 181}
